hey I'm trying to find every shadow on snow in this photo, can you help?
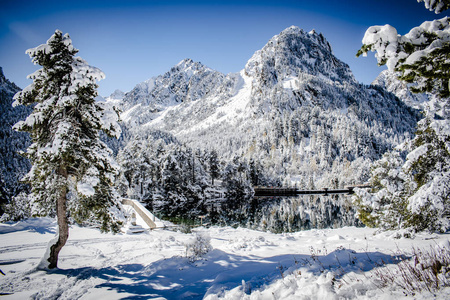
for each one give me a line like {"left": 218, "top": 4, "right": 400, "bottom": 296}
{"left": 0, "top": 218, "right": 56, "bottom": 235}
{"left": 47, "top": 248, "right": 401, "bottom": 299}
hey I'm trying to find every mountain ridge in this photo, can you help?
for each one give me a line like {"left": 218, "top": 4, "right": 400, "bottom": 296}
{"left": 113, "top": 26, "right": 419, "bottom": 189}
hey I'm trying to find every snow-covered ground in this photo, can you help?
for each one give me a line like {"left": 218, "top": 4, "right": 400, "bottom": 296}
{"left": 1, "top": 217, "right": 450, "bottom": 299}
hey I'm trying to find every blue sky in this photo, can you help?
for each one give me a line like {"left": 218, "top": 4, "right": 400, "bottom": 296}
{"left": 0, "top": 0, "right": 445, "bottom": 96}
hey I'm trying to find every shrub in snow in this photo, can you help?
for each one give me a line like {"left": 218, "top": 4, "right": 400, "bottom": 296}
{"left": 185, "top": 232, "right": 212, "bottom": 262}
{"left": 179, "top": 224, "right": 193, "bottom": 234}
{"left": 370, "top": 244, "right": 450, "bottom": 295}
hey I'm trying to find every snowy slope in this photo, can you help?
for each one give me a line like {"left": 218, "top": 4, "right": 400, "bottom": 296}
{"left": 1, "top": 218, "right": 450, "bottom": 299}
{"left": 372, "top": 70, "right": 429, "bottom": 110}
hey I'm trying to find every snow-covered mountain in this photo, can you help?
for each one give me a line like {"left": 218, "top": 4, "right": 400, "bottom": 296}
{"left": 0, "top": 67, "right": 31, "bottom": 210}
{"left": 116, "top": 58, "right": 225, "bottom": 126}
{"left": 115, "top": 26, "right": 419, "bottom": 189}
{"left": 0, "top": 26, "right": 421, "bottom": 229}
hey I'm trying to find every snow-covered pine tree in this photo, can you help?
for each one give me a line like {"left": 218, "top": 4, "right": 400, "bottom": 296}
{"left": 353, "top": 150, "right": 411, "bottom": 230}
{"left": 208, "top": 149, "right": 220, "bottom": 185}
{"left": 13, "top": 30, "right": 123, "bottom": 269}
{"left": 0, "top": 176, "right": 8, "bottom": 215}
{"left": 356, "top": 3, "right": 450, "bottom": 232}
{"left": 403, "top": 114, "right": 450, "bottom": 231}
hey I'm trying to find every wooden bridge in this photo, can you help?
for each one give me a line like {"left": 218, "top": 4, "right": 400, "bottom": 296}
{"left": 253, "top": 185, "right": 370, "bottom": 197}
{"left": 122, "top": 198, "right": 157, "bottom": 229}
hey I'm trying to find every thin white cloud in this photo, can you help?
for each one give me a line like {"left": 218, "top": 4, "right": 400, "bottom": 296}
{"left": 8, "top": 22, "right": 43, "bottom": 48}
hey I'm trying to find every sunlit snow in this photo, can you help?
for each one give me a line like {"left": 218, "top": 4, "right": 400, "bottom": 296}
{"left": 1, "top": 218, "right": 450, "bottom": 299}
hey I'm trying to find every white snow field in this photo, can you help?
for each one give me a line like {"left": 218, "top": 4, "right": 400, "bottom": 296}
{"left": 1, "top": 217, "right": 450, "bottom": 299}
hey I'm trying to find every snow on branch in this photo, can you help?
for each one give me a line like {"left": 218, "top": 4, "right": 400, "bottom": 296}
{"left": 418, "top": 0, "right": 450, "bottom": 14}
{"left": 358, "top": 17, "right": 450, "bottom": 72}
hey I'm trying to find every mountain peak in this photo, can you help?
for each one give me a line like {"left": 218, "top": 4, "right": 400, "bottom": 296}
{"left": 176, "top": 58, "right": 195, "bottom": 67}
{"left": 120, "top": 59, "right": 225, "bottom": 120}
{"left": 279, "top": 26, "right": 318, "bottom": 37}
{"left": 280, "top": 25, "right": 303, "bottom": 34}
{"left": 107, "top": 89, "right": 125, "bottom": 101}
{"left": 168, "top": 58, "right": 215, "bottom": 80}
{"left": 245, "top": 26, "right": 355, "bottom": 84}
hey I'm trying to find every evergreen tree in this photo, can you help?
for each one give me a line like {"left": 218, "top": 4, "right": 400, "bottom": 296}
{"left": 356, "top": 3, "right": 450, "bottom": 232}
{"left": 354, "top": 150, "right": 410, "bottom": 230}
{"left": 249, "top": 159, "right": 260, "bottom": 186}
{"left": 0, "top": 175, "right": 8, "bottom": 215}
{"left": 13, "top": 30, "right": 122, "bottom": 269}
{"left": 208, "top": 149, "right": 220, "bottom": 185}
{"left": 0, "top": 67, "right": 31, "bottom": 212}
{"left": 403, "top": 114, "right": 450, "bottom": 231}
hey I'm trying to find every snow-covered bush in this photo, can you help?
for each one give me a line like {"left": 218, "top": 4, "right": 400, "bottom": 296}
{"left": 185, "top": 232, "right": 212, "bottom": 262}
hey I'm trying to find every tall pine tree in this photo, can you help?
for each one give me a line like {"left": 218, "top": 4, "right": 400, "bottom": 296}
{"left": 13, "top": 30, "right": 123, "bottom": 269}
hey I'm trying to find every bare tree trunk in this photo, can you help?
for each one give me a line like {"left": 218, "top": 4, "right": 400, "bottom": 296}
{"left": 47, "top": 169, "right": 69, "bottom": 269}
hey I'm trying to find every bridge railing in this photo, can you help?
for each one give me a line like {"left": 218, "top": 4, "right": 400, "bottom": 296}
{"left": 122, "top": 198, "right": 157, "bottom": 229}
{"left": 253, "top": 185, "right": 370, "bottom": 197}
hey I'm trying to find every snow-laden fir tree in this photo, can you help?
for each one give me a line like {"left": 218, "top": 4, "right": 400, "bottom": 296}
{"left": 13, "top": 30, "right": 123, "bottom": 269}
{"left": 353, "top": 150, "right": 411, "bottom": 230}
{"left": 208, "top": 149, "right": 220, "bottom": 185}
{"left": 356, "top": 2, "right": 450, "bottom": 232}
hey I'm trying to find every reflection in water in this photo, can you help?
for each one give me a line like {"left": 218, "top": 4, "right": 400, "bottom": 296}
{"left": 220, "top": 194, "right": 362, "bottom": 233}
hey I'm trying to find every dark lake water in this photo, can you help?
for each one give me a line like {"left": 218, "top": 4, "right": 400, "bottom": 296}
{"left": 210, "top": 194, "right": 362, "bottom": 233}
